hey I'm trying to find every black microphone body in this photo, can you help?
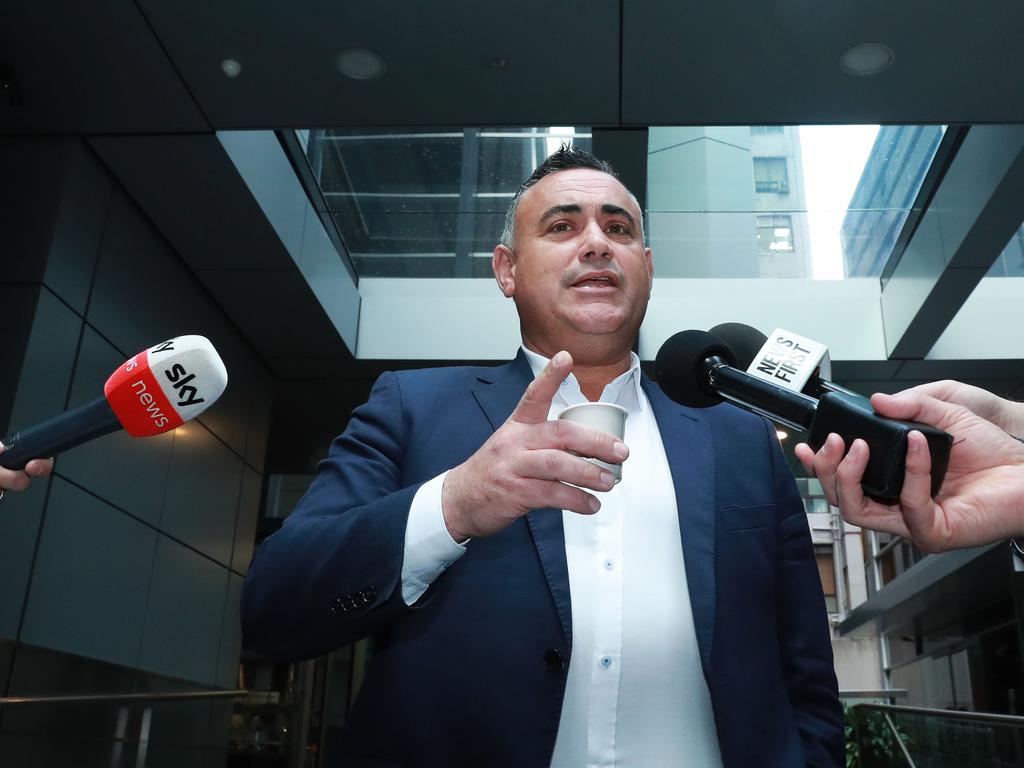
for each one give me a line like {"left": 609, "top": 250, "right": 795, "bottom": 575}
{"left": 808, "top": 390, "right": 952, "bottom": 500}
{"left": 658, "top": 330, "right": 953, "bottom": 501}
{"left": 1, "top": 397, "right": 121, "bottom": 471}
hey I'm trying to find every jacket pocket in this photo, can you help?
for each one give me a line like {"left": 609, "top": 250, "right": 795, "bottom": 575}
{"left": 721, "top": 503, "right": 776, "bottom": 531}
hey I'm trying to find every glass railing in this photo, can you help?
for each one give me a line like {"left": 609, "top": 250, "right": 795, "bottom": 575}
{"left": 849, "top": 703, "right": 1024, "bottom": 767}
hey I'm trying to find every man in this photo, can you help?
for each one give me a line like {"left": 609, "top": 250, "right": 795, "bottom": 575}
{"left": 797, "top": 381, "right": 1024, "bottom": 553}
{"left": 242, "top": 147, "right": 842, "bottom": 767}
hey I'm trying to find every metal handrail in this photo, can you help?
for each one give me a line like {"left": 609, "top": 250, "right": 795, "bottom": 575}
{"left": 856, "top": 702, "right": 1024, "bottom": 726}
{"left": 840, "top": 689, "right": 909, "bottom": 699}
{"left": 0, "top": 689, "right": 248, "bottom": 708}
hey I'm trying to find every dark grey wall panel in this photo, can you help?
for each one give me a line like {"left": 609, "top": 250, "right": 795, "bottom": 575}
{"left": 161, "top": 425, "right": 242, "bottom": 566}
{"left": 0, "top": 476, "right": 49, "bottom": 639}
{"left": 245, "top": 364, "right": 273, "bottom": 470}
{"left": 86, "top": 188, "right": 216, "bottom": 358}
{"left": 0, "top": 139, "right": 66, "bottom": 284}
{"left": 7, "top": 289, "right": 81, "bottom": 429}
{"left": 231, "top": 467, "right": 261, "bottom": 576}
{"left": 0, "top": 286, "right": 40, "bottom": 436}
{"left": 20, "top": 479, "right": 157, "bottom": 668}
{"left": 58, "top": 327, "right": 173, "bottom": 527}
{"left": 138, "top": 537, "right": 228, "bottom": 684}
{"left": 216, "top": 574, "right": 243, "bottom": 689}
{"left": 44, "top": 143, "right": 112, "bottom": 315}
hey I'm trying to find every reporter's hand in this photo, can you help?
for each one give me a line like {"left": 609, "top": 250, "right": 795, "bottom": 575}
{"left": 441, "top": 351, "right": 629, "bottom": 542}
{"left": 795, "top": 391, "right": 1024, "bottom": 553}
{"left": 907, "top": 380, "right": 1024, "bottom": 437}
{"left": 0, "top": 442, "right": 54, "bottom": 495}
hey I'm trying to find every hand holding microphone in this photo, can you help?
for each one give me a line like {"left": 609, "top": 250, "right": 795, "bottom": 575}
{"left": 0, "top": 336, "right": 227, "bottom": 493}
{"left": 654, "top": 327, "right": 953, "bottom": 501}
{"left": 798, "top": 386, "right": 1024, "bottom": 553}
{"left": 683, "top": 322, "right": 1024, "bottom": 552}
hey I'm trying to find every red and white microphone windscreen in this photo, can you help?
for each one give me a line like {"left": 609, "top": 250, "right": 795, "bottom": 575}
{"left": 103, "top": 335, "right": 229, "bottom": 437}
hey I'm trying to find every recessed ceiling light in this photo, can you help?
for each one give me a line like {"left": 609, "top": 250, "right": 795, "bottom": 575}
{"left": 221, "top": 59, "right": 242, "bottom": 78}
{"left": 335, "top": 48, "right": 387, "bottom": 80}
{"left": 839, "top": 43, "right": 895, "bottom": 76}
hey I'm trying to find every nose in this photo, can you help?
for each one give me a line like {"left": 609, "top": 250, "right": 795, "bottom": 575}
{"left": 578, "top": 219, "right": 613, "bottom": 261}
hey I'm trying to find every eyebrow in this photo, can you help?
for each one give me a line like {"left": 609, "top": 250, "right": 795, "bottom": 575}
{"left": 601, "top": 204, "right": 636, "bottom": 228}
{"left": 539, "top": 203, "right": 637, "bottom": 228}
{"left": 539, "top": 204, "right": 582, "bottom": 223}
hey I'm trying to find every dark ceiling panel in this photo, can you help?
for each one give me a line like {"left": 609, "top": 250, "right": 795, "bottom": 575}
{"left": 136, "top": 0, "right": 620, "bottom": 128}
{"left": 623, "top": 0, "right": 1024, "bottom": 125}
{"left": 0, "top": 0, "right": 208, "bottom": 134}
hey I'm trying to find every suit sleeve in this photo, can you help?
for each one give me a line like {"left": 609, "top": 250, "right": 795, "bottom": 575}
{"left": 766, "top": 419, "right": 844, "bottom": 767}
{"left": 241, "top": 371, "right": 422, "bottom": 659}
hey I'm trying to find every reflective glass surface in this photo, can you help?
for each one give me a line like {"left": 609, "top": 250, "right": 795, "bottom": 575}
{"left": 306, "top": 127, "right": 592, "bottom": 277}
{"left": 647, "top": 125, "right": 945, "bottom": 278}
{"left": 987, "top": 222, "right": 1024, "bottom": 276}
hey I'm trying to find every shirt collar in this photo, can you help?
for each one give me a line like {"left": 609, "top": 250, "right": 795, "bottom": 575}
{"left": 520, "top": 346, "right": 645, "bottom": 413}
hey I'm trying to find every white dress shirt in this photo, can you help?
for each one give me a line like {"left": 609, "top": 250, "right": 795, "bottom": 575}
{"left": 401, "top": 349, "right": 722, "bottom": 767}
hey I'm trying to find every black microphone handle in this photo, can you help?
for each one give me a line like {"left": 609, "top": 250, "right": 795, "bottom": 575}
{"left": 0, "top": 396, "right": 122, "bottom": 471}
{"left": 809, "top": 391, "right": 953, "bottom": 501}
{"left": 705, "top": 357, "right": 819, "bottom": 432}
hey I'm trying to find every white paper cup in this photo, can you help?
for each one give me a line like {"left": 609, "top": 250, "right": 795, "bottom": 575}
{"left": 557, "top": 402, "right": 629, "bottom": 484}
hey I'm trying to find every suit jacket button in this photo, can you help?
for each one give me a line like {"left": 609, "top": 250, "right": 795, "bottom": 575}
{"left": 544, "top": 648, "right": 564, "bottom": 672}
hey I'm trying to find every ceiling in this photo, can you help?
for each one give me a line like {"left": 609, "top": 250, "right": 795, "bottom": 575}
{"left": 3, "top": 1, "right": 1024, "bottom": 134}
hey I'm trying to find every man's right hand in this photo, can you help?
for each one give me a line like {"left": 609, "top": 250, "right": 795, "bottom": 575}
{"left": 441, "top": 351, "right": 629, "bottom": 542}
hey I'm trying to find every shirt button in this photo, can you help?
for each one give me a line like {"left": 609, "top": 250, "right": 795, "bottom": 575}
{"left": 600, "top": 656, "right": 613, "bottom": 669}
{"left": 603, "top": 558, "right": 615, "bottom": 571}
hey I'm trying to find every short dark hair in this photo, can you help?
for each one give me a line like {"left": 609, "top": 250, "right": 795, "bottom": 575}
{"left": 501, "top": 145, "right": 643, "bottom": 247}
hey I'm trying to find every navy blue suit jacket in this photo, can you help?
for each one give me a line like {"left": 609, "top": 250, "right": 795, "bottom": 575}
{"left": 242, "top": 353, "right": 842, "bottom": 767}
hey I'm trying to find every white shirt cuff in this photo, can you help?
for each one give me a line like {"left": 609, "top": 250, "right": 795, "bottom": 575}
{"left": 402, "top": 470, "right": 468, "bottom": 605}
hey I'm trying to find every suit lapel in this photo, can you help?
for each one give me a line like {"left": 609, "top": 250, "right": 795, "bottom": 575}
{"left": 643, "top": 378, "right": 717, "bottom": 678}
{"left": 472, "top": 351, "right": 573, "bottom": 649}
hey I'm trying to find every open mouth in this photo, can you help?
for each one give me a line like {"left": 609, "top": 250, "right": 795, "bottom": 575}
{"left": 572, "top": 272, "right": 619, "bottom": 288}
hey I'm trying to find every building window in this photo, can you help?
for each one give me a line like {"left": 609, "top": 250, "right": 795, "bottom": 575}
{"left": 756, "top": 214, "right": 794, "bottom": 253}
{"left": 753, "top": 156, "right": 790, "bottom": 194}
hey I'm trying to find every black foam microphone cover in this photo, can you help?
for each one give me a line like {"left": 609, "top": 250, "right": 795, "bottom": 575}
{"left": 708, "top": 322, "right": 769, "bottom": 370}
{"left": 655, "top": 330, "right": 737, "bottom": 408}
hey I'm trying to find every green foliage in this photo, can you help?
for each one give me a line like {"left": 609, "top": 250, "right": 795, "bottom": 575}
{"left": 843, "top": 702, "right": 911, "bottom": 768}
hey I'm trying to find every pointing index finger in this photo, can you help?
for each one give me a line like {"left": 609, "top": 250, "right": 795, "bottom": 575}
{"left": 512, "top": 351, "right": 573, "bottom": 424}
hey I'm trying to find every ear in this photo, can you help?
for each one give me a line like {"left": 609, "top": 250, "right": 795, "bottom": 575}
{"left": 492, "top": 244, "right": 516, "bottom": 297}
{"left": 644, "top": 247, "right": 654, "bottom": 293}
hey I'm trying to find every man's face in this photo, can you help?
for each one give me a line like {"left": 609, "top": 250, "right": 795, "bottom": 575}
{"left": 493, "top": 168, "right": 654, "bottom": 357}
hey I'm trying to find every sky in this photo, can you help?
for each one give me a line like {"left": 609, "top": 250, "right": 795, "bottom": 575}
{"left": 799, "top": 125, "right": 880, "bottom": 279}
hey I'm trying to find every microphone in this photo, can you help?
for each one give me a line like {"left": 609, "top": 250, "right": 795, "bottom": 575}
{"left": 655, "top": 329, "right": 953, "bottom": 500}
{"left": 1, "top": 335, "right": 228, "bottom": 471}
{"left": 709, "top": 322, "right": 861, "bottom": 400}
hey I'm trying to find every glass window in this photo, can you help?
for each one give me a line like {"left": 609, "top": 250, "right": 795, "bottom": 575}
{"left": 647, "top": 125, "right": 946, "bottom": 278}
{"left": 987, "top": 222, "right": 1024, "bottom": 277}
{"left": 753, "top": 157, "right": 790, "bottom": 194}
{"left": 304, "top": 127, "right": 591, "bottom": 278}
